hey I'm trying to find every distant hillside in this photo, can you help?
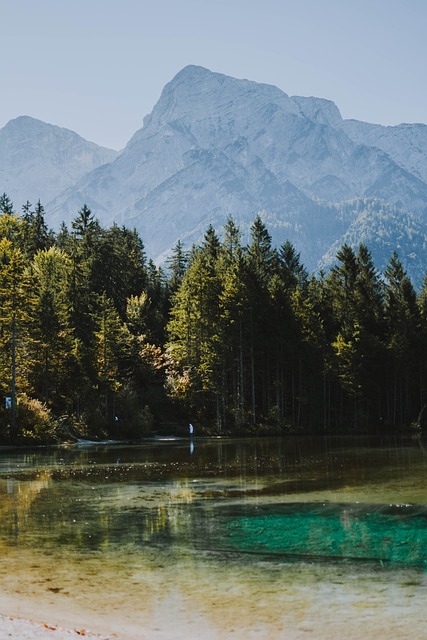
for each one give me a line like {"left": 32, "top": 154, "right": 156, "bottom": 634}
{"left": 0, "top": 116, "right": 118, "bottom": 209}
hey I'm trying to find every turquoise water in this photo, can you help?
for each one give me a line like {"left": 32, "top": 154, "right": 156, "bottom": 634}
{"left": 209, "top": 503, "right": 427, "bottom": 568}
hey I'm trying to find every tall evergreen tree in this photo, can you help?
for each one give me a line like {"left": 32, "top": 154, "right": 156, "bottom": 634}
{"left": 0, "top": 237, "right": 31, "bottom": 437}
{"left": 20, "top": 199, "right": 52, "bottom": 258}
{"left": 384, "top": 252, "right": 422, "bottom": 426}
{"left": 166, "top": 240, "right": 189, "bottom": 294}
{"left": 91, "top": 225, "right": 147, "bottom": 318}
{"left": 93, "top": 293, "right": 132, "bottom": 427}
{"left": 0, "top": 193, "right": 14, "bottom": 215}
{"left": 326, "top": 244, "right": 386, "bottom": 428}
{"left": 417, "top": 275, "right": 427, "bottom": 427}
{"left": 27, "top": 247, "right": 74, "bottom": 409}
{"left": 71, "top": 204, "right": 99, "bottom": 238}
{"left": 167, "top": 228, "right": 223, "bottom": 427}
{"left": 243, "top": 216, "right": 276, "bottom": 424}
{"left": 278, "top": 240, "right": 308, "bottom": 291}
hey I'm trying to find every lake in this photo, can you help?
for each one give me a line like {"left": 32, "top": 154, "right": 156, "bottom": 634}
{"left": 0, "top": 435, "right": 426, "bottom": 639}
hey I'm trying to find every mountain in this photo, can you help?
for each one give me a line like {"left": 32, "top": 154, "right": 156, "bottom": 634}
{"left": 0, "top": 116, "right": 118, "bottom": 210}
{"left": 3, "top": 67, "right": 427, "bottom": 284}
{"left": 319, "top": 199, "right": 427, "bottom": 286}
{"left": 339, "top": 120, "right": 427, "bottom": 184}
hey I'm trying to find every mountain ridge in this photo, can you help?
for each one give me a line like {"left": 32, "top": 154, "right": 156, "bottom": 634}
{"left": 0, "top": 115, "right": 119, "bottom": 210}
{"left": 1, "top": 66, "right": 427, "bottom": 285}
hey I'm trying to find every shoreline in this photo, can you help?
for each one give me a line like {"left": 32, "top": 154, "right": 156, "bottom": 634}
{"left": 2, "top": 568, "right": 427, "bottom": 640}
{"left": 0, "top": 591, "right": 124, "bottom": 640}
{"left": 0, "top": 613, "right": 114, "bottom": 640}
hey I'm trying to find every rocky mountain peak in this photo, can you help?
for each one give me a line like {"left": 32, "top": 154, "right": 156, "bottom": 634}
{"left": 140, "top": 65, "right": 298, "bottom": 136}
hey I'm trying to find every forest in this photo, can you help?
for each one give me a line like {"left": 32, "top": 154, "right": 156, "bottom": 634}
{"left": 0, "top": 192, "right": 426, "bottom": 444}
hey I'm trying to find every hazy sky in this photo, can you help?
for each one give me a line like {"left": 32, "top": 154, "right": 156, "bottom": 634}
{"left": 2, "top": 0, "right": 426, "bottom": 150}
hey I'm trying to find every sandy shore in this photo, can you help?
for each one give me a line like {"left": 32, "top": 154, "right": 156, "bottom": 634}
{"left": 0, "top": 614, "right": 114, "bottom": 640}
{"left": 1, "top": 549, "right": 426, "bottom": 640}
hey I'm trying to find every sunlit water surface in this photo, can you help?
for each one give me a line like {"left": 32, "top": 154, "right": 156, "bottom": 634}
{"left": 1, "top": 435, "right": 426, "bottom": 639}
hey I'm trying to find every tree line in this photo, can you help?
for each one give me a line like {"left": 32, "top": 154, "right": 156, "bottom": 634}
{"left": 0, "top": 192, "right": 426, "bottom": 443}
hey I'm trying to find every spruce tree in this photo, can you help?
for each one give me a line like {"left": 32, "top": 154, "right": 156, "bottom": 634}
{"left": 27, "top": 247, "right": 74, "bottom": 409}
{"left": 384, "top": 252, "right": 422, "bottom": 426}
{"left": 0, "top": 237, "right": 31, "bottom": 438}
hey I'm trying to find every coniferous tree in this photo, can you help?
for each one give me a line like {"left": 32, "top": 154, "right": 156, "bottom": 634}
{"left": 91, "top": 225, "right": 147, "bottom": 318}
{"left": 325, "top": 244, "right": 387, "bottom": 428}
{"left": 417, "top": 276, "right": 427, "bottom": 427}
{"left": 166, "top": 227, "right": 223, "bottom": 427}
{"left": 0, "top": 237, "right": 31, "bottom": 438}
{"left": 278, "top": 241, "right": 308, "bottom": 291}
{"left": 27, "top": 247, "right": 74, "bottom": 409}
{"left": 0, "top": 193, "right": 14, "bottom": 215}
{"left": 93, "top": 293, "right": 132, "bottom": 428}
{"left": 221, "top": 217, "right": 242, "bottom": 265}
{"left": 65, "top": 207, "right": 101, "bottom": 381}
{"left": 20, "top": 200, "right": 52, "bottom": 258}
{"left": 166, "top": 240, "right": 189, "bottom": 295}
{"left": 243, "top": 216, "right": 275, "bottom": 424}
{"left": 144, "top": 260, "right": 168, "bottom": 344}
{"left": 218, "top": 229, "right": 249, "bottom": 429}
{"left": 384, "top": 252, "right": 422, "bottom": 426}
{"left": 71, "top": 204, "right": 99, "bottom": 238}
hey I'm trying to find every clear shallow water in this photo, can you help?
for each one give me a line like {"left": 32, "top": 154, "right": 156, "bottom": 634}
{"left": 0, "top": 435, "right": 426, "bottom": 639}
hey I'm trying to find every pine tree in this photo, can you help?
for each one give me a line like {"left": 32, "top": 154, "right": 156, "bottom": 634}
{"left": 218, "top": 250, "right": 250, "bottom": 428}
{"left": 93, "top": 293, "right": 132, "bottom": 427}
{"left": 166, "top": 229, "right": 223, "bottom": 427}
{"left": 91, "top": 225, "right": 148, "bottom": 318}
{"left": 326, "top": 244, "right": 386, "bottom": 428}
{"left": 221, "top": 217, "right": 242, "bottom": 265}
{"left": 242, "top": 216, "right": 275, "bottom": 424}
{"left": 278, "top": 240, "right": 308, "bottom": 291}
{"left": 20, "top": 200, "right": 52, "bottom": 258}
{"left": 166, "top": 240, "right": 189, "bottom": 294}
{"left": 270, "top": 242, "right": 311, "bottom": 429}
{"left": 0, "top": 237, "right": 31, "bottom": 438}
{"left": 27, "top": 247, "right": 74, "bottom": 409}
{"left": 384, "top": 252, "right": 422, "bottom": 426}
{"left": 0, "top": 193, "right": 14, "bottom": 215}
{"left": 71, "top": 204, "right": 99, "bottom": 238}
{"left": 417, "top": 275, "right": 427, "bottom": 427}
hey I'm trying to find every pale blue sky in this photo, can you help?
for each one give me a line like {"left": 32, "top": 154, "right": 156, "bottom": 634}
{"left": 2, "top": 0, "right": 426, "bottom": 150}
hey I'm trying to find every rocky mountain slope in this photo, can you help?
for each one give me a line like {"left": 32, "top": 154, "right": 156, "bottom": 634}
{"left": 0, "top": 116, "right": 118, "bottom": 210}
{"left": 2, "top": 67, "right": 427, "bottom": 284}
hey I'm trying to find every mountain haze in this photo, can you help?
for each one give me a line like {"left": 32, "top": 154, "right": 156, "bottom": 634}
{"left": 2, "top": 67, "right": 427, "bottom": 283}
{"left": 0, "top": 116, "right": 118, "bottom": 210}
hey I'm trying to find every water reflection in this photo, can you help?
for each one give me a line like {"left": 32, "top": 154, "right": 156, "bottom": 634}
{"left": 0, "top": 436, "right": 426, "bottom": 565}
